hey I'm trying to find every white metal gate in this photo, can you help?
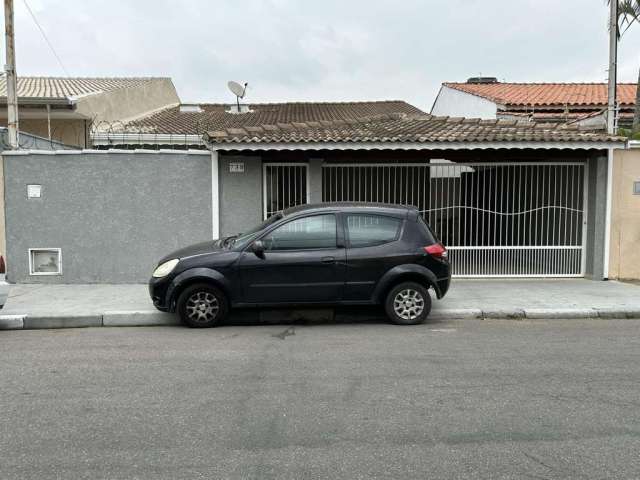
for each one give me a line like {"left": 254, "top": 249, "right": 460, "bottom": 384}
{"left": 263, "top": 163, "right": 309, "bottom": 219}
{"left": 322, "top": 162, "right": 587, "bottom": 277}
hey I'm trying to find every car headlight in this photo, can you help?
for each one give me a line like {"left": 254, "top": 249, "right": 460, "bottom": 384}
{"left": 152, "top": 259, "right": 179, "bottom": 278}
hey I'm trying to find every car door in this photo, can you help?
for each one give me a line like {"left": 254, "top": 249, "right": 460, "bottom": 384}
{"left": 343, "top": 213, "right": 405, "bottom": 301}
{"left": 238, "top": 213, "right": 346, "bottom": 304}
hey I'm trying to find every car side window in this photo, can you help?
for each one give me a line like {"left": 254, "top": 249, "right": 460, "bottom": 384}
{"left": 262, "top": 214, "right": 337, "bottom": 251}
{"left": 347, "top": 214, "right": 402, "bottom": 247}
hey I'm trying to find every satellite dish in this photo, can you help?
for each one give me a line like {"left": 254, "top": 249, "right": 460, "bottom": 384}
{"left": 228, "top": 81, "right": 247, "bottom": 98}
{"left": 227, "top": 81, "right": 248, "bottom": 113}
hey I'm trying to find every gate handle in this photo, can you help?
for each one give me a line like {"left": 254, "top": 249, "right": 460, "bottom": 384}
{"left": 321, "top": 256, "right": 336, "bottom": 264}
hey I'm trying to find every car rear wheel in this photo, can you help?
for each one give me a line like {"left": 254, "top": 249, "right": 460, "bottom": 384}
{"left": 177, "top": 283, "right": 228, "bottom": 328}
{"left": 385, "top": 281, "right": 431, "bottom": 325}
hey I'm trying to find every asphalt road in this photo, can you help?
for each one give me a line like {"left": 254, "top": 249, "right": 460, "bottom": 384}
{"left": 1, "top": 319, "right": 640, "bottom": 480}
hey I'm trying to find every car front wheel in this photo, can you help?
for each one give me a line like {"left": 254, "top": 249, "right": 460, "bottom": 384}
{"left": 385, "top": 281, "right": 431, "bottom": 325}
{"left": 177, "top": 283, "right": 229, "bottom": 328}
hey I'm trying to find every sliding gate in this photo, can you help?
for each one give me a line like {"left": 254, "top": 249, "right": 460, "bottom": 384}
{"left": 321, "top": 162, "right": 587, "bottom": 277}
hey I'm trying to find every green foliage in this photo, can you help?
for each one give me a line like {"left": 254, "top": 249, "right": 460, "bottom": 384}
{"left": 618, "top": 128, "right": 640, "bottom": 139}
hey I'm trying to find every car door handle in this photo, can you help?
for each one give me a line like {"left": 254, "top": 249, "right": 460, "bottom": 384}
{"left": 321, "top": 256, "right": 336, "bottom": 264}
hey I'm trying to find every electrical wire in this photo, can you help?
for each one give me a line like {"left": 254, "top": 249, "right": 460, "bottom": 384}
{"left": 21, "top": 0, "right": 69, "bottom": 76}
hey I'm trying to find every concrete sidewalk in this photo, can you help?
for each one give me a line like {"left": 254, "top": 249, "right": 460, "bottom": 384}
{"left": 2, "top": 279, "right": 640, "bottom": 330}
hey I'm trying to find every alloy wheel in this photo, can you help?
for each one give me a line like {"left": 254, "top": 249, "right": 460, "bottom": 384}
{"left": 393, "top": 289, "right": 425, "bottom": 321}
{"left": 185, "top": 291, "right": 220, "bottom": 324}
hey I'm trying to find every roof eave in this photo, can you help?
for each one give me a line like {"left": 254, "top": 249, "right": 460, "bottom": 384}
{"left": 91, "top": 131, "right": 203, "bottom": 146}
{"left": 0, "top": 96, "right": 73, "bottom": 106}
{"left": 206, "top": 139, "right": 627, "bottom": 152}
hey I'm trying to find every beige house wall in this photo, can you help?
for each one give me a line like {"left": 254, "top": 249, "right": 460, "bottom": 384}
{"left": 0, "top": 118, "right": 88, "bottom": 147}
{"left": 74, "top": 78, "right": 180, "bottom": 126}
{"left": 609, "top": 148, "right": 640, "bottom": 280}
{"left": 0, "top": 155, "right": 4, "bottom": 258}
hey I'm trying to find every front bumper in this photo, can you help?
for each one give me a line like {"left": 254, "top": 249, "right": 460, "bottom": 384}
{"left": 148, "top": 276, "right": 172, "bottom": 312}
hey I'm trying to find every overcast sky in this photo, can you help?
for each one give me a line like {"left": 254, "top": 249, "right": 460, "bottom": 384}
{"left": 4, "top": 0, "right": 640, "bottom": 112}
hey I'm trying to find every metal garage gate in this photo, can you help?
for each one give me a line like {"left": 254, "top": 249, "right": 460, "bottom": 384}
{"left": 321, "top": 162, "right": 587, "bottom": 277}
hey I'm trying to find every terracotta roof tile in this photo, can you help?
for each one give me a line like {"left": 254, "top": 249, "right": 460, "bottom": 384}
{"left": 444, "top": 82, "right": 637, "bottom": 107}
{"left": 204, "top": 113, "right": 621, "bottom": 145}
{"left": 114, "top": 101, "right": 425, "bottom": 135}
{"left": 0, "top": 75, "right": 166, "bottom": 100}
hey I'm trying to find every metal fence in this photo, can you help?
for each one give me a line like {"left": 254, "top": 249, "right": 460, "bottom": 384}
{"left": 322, "top": 162, "right": 587, "bottom": 277}
{"left": 263, "top": 163, "right": 309, "bottom": 219}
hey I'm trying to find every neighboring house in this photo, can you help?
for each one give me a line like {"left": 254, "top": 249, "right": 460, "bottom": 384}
{"left": 2, "top": 102, "right": 626, "bottom": 283}
{"left": 432, "top": 78, "right": 640, "bottom": 280}
{"left": 431, "top": 78, "right": 638, "bottom": 129}
{"left": 0, "top": 76, "right": 180, "bottom": 147}
{"left": 91, "top": 100, "right": 424, "bottom": 149}
{"left": 609, "top": 140, "right": 640, "bottom": 280}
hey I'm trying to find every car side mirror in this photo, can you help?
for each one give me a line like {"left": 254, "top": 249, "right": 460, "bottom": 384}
{"left": 251, "top": 240, "right": 265, "bottom": 259}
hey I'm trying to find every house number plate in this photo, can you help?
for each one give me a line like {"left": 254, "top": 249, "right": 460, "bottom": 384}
{"left": 229, "top": 162, "right": 245, "bottom": 173}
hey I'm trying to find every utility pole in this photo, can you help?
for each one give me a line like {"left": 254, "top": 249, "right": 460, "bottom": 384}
{"left": 4, "top": 0, "right": 18, "bottom": 148}
{"left": 4, "top": 0, "right": 19, "bottom": 148}
{"left": 607, "top": 0, "right": 618, "bottom": 135}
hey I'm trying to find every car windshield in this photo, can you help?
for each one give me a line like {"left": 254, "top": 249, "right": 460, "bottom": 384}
{"left": 230, "top": 213, "right": 283, "bottom": 249}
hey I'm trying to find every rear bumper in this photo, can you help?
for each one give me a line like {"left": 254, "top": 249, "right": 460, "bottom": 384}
{"left": 435, "top": 277, "right": 450, "bottom": 299}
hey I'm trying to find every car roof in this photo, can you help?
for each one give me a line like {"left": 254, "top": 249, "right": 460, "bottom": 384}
{"left": 283, "top": 202, "right": 418, "bottom": 217}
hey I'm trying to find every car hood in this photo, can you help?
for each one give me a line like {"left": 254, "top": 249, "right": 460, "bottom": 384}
{"left": 157, "top": 240, "right": 224, "bottom": 264}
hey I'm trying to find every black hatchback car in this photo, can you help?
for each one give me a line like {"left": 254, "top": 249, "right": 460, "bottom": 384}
{"left": 149, "top": 203, "right": 450, "bottom": 327}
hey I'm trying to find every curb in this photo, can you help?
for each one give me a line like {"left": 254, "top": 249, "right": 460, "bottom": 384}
{"left": 430, "top": 308, "right": 483, "bottom": 320}
{"left": 3, "top": 307, "right": 640, "bottom": 330}
{"left": 0, "top": 315, "right": 25, "bottom": 330}
{"left": 23, "top": 315, "right": 102, "bottom": 330}
{"left": 523, "top": 308, "right": 599, "bottom": 319}
{"left": 103, "top": 311, "right": 179, "bottom": 327}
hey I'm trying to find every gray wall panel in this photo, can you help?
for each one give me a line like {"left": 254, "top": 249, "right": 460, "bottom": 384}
{"left": 5, "top": 152, "right": 212, "bottom": 283}
{"left": 585, "top": 156, "right": 608, "bottom": 280}
{"left": 219, "top": 154, "right": 263, "bottom": 237}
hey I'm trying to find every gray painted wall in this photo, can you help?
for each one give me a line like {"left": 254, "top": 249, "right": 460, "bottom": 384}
{"left": 219, "top": 154, "right": 263, "bottom": 237}
{"left": 584, "top": 156, "right": 608, "bottom": 280}
{"left": 4, "top": 151, "right": 212, "bottom": 283}
{"left": 308, "top": 158, "right": 324, "bottom": 203}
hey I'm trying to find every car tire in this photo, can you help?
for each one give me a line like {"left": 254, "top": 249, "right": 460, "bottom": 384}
{"left": 384, "top": 281, "right": 431, "bottom": 325}
{"left": 177, "top": 283, "right": 229, "bottom": 328}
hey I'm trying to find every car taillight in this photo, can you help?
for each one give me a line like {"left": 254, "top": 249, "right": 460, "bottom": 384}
{"left": 424, "top": 243, "right": 448, "bottom": 259}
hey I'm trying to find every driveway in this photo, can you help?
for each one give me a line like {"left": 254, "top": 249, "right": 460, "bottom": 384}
{"left": 1, "top": 319, "right": 640, "bottom": 479}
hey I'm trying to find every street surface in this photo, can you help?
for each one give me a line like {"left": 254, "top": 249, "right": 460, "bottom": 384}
{"left": 2, "top": 319, "right": 640, "bottom": 479}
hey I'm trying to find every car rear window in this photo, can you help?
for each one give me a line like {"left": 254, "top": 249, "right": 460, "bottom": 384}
{"left": 346, "top": 214, "right": 402, "bottom": 247}
{"left": 417, "top": 216, "right": 437, "bottom": 244}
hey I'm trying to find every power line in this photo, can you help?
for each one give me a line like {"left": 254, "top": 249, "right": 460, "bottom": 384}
{"left": 21, "top": 0, "right": 69, "bottom": 76}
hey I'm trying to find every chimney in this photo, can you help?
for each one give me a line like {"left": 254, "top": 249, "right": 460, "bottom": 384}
{"left": 226, "top": 104, "right": 251, "bottom": 114}
{"left": 466, "top": 77, "right": 498, "bottom": 84}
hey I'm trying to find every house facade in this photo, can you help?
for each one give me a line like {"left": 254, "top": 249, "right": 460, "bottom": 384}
{"left": 2, "top": 102, "right": 625, "bottom": 283}
{"left": 431, "top": 79, "right": 638, "bottom": 129}
{"left": 0, "top": 76, "right": 180, "bottom": 147}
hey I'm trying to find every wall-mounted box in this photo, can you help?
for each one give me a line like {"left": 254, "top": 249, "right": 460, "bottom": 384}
{"left": 29, "top": 248, "right": 62, "bottom": 276}
{"left": 27, "top": 184, "right": 42, "bottom": 199}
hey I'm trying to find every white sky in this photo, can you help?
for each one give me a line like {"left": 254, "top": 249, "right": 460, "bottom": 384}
{"left": 3, "top": 0, "right": 640, "bottom": 112}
